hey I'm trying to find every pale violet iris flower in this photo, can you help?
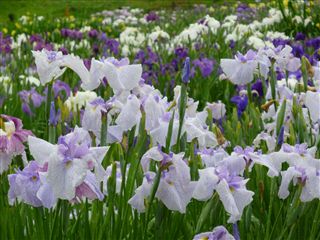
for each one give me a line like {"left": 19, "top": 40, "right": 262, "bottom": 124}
{"left": 149, "top": 112, "right": 182, "bottom": 147}
{"left": 193, "top": 225, "right": 235, "bottom": 240}
{"left": 129, "top": 147, "right": 195, "bottom": 213}
{"left": 249, "top": 143, "right": 320, "bottom": 202}
{"left": 28, "top": 127, "right": 108, "bottom": 200}
{"left": 115, "top": 94, "right": 141, "bottom": 132}
{"left": 32, "top": 49, "right": 66, "bottom": 85}
{"left": 193, "top": 165, "right": 254, "bottom": 223}
{"left": 103, "top": 57, "right": 142, "bottom": 94}
{"left": 220, "top": 50, "right": 258, "bottom": 85}
{"left": 62, "top": 54, "right": 105, "bottom": 91}
{"left": 184, "top": 111, "right": 218, "bottom": 149}
{"left": 264, "top": 45, "right": 301, "bottom": 72}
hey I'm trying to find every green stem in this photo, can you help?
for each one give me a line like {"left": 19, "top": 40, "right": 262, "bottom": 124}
{"left": 100, "top": 114, "right": 107, "bottom": 146}
{"left": 265, "top": 179, "right": 275, "bottom": 239}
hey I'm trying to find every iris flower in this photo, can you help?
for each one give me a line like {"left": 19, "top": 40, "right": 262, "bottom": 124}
{"left": 28, "top": 127, "right": 108, "bottom": 200}
{"left": 221, "top": 50, "right": 258, "bottom": 85}
{"left": 0, "top": 115, "right": 33, "bottom": 173}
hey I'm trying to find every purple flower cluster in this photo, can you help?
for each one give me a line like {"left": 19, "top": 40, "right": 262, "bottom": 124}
{"left": 60, "top": 28, "right": 83, "bottom": 40}
{"left": 0, "top": 32, "right": 12, "bottom": 54}
{"left": 19, "top": 88, "right": 45, "bottom": 116}
{"left": 30, "top": 34, "right": 54, "bottom": 51}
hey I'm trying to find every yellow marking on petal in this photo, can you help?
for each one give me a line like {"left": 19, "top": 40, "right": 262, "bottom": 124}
{"left": 31, "top": 176, "right": 38, "bottom": 182}
{"left": 65, "top": 161, "right": 73, "bottom": 169}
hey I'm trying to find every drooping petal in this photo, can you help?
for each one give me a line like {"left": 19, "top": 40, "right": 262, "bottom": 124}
{"left": 28, "top": 136, "right": 57, "bottom": 165}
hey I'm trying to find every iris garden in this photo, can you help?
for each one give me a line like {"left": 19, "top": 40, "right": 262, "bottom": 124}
{"left": 0, "top": 1, "right": 320, "bottom": 239}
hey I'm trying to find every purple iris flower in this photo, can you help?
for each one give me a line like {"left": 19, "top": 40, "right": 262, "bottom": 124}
{"left": 276, "top": 68, "right": 286, "bottom": 80}
{"left": 145, "top": 11, "right": 159, "bottom": 22}
{"left": 231, "top": 95, "right": 248, "bottom": 116}
{"left": 53, "top": 80, "right": 71, "bottom": 99}
{"left": 277, "top": 126, "right": 285, "bottom": 146}
{"left": 0, "top": 33, "right": 12, "bottom": 54}
{"left": 289, "top": 70, "right": 302, "bottom": 79}
{"left": 60, "top": 28, "right": 69, "bottom": 38}
{"left": 306, "top": 37, "right": 320, "bottom": 50}
{"left": 88, "top": 29, "right": 99, "bottom": 38}
{"left": 19, "top": 88, "right": 45, "bottom": 116}
{"left": 105, "top": 38, "right": 119, "bottom": 56}
{"left": 251, "top": 80, "right": 263, "bottom": 97}
{"left": 292, "top": 44, "right": 304, "bottom": 58}
{"left": 229, "top": 40, "right": 236, "bottom": 49}
{"left": 92, "top": 44, "right": 100, "bottom": 55}
{"left": 272, "top": 38, "right": 291, "bottom": 48}
{"left": 191, "top": 57, "right": 215, "bottom": 78}
{"left": 83, "top": 59, "right": 91, "bottom": 70}
{"left": 182, "top": 57, "right": 190, "bottom": 84}
{"left": 49, "top": 101, "right": 60, "bottom": 126}
{"left": 295, "top": 32, "right": 306, "bottom": 41}
{"left": 135, "top": 50, "right": 145, "bottom": 63}
{"left": 175, "top": 47, "right": 189, "bottom": 59}
{"left": 29, "top": 34, "right": 43, "bottom": 44}
{"left": 60, "top": 29, "right": 82, "bottom": 40}
{"left": 58, "top": 46, "right": 69, "bottom": 55}
{"left": 142, "top": 70, "right": 158, "bottom": 85}
{"left": 36, "top": 42, "right": 54, "bottom": 51}
{"left": 100, "top": 33, "right": 120, "bottom": 57}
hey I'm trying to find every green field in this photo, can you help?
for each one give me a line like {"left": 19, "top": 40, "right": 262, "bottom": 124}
{"left": 0, "top": 0, "right": 224, "bottom": 23}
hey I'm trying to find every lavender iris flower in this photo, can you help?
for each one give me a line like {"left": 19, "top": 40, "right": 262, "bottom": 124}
{"left": 8, "top": 161, "right": 56, "bottom": 208}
